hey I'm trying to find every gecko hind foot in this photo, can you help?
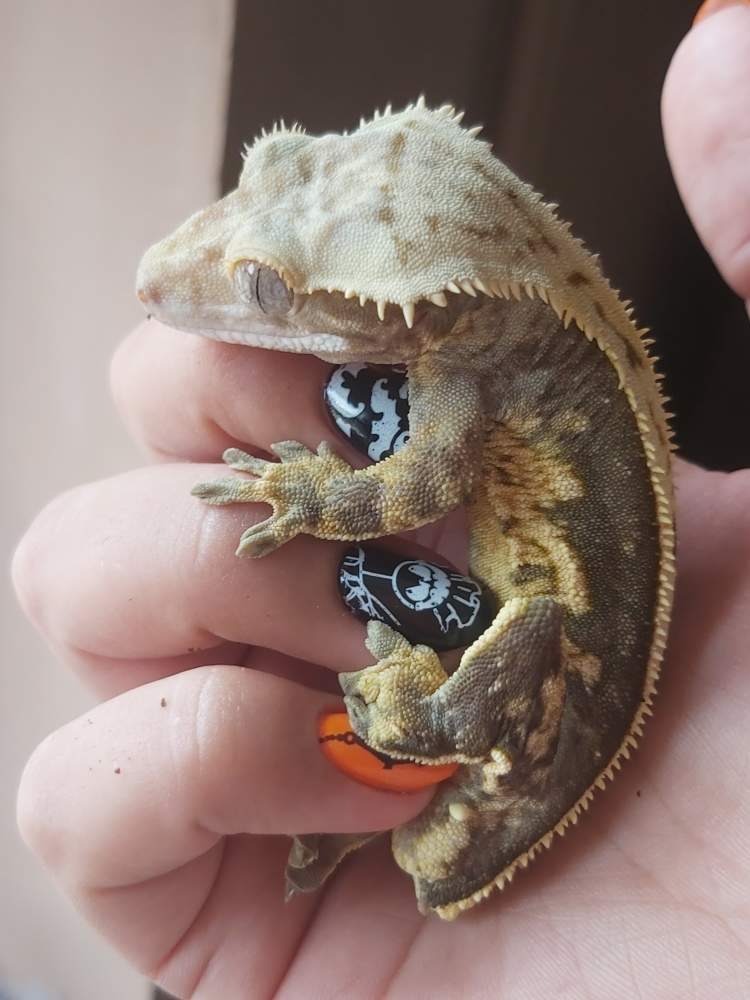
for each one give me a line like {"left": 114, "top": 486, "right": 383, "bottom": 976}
{"left": 342, "top": 599, "right": 565, "bottom": 765}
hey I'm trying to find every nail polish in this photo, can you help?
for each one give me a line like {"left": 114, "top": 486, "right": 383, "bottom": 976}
{"left": 324, "top": 363, "right": 409, "bottom": 461}
{"left": 339, "top": 545, "right": 495, "bottom": 651}
{"left": 317, "top": 711, "right": 458, "bottom": 791}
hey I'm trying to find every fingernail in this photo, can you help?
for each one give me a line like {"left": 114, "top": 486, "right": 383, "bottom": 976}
{"left": 338, "top": 545, "right": 496, "bottom": 651}
{"left": 324, "top": 363, "right": 410, "bottom": 461}
{"left": 694, "top": 0, "right": 750, "bottom": 24}
{"left": 318, "top": 711, "right": 458, "bottom": 791}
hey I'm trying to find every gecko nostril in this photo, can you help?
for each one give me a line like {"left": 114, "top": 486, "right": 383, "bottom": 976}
{"left": 136, "top": 283, "right": 163, "bottom": 307}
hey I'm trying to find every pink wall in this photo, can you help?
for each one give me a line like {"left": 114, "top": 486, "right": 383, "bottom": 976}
{"left": 0, "top": 3, "right": 234, "bottom": 996}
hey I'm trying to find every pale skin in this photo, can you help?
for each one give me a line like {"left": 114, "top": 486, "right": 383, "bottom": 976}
{"left": 13, "top": 7, "right": 750, "bottom": 998}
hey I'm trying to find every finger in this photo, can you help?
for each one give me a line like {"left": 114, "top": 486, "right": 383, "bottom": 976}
{"left": 13, "top": 463, "right": 474, "bottom": 698}
{"left": 111, "top": 320, "right": 358, "bottom": 464}
{"left": 12, "top": 464, "right": 367, "bottom": 691}
{"left": 662, "top": 4, "right": 750, "bottom": 298}
{"left": 17, "top": 665, "right": 430, "bottom": 977}
{"left": 17, "top": 665, "right": 427, "bottom": 886}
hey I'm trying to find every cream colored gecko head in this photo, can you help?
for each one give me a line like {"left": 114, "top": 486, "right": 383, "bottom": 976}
{"left": 137, "top": 98, "right": 611, "bottom": 363}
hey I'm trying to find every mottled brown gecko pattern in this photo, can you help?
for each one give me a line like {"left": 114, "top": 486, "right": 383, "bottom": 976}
{"left": 136, "top": 101, "right": 675, "bottom": 919}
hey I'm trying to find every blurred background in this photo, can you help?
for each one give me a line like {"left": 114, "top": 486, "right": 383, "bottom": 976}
{"left": 2, "top": 1, "right": 747, "bottom": 998}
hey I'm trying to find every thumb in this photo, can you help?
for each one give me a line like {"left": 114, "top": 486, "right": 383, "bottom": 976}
{"left": 662, "top": 3, "right": 750, "bottom": 301}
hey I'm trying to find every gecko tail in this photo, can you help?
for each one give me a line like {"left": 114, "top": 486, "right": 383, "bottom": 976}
{"left": 391, "top": 679, "right": 619, "bottom": 920}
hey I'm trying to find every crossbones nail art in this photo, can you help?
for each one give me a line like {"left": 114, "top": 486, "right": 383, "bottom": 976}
{"left": 338, "top": 545, "right": 495, "bottom": 651}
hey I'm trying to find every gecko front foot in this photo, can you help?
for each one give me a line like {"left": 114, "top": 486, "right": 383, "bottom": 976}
{"left": 191, "top": 441, "right": 354, "bottom": 557}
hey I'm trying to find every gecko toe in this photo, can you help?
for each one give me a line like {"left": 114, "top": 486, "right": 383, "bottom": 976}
{"left": 222, "top": 448, "right": 271, "bottom": 475}
{"left": 270, "top": 441, "right": 316, "bottom": 463}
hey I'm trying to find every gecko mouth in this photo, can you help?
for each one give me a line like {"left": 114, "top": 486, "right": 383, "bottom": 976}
{"left": 157, "top": 318, "right": 354, "bottom": 356}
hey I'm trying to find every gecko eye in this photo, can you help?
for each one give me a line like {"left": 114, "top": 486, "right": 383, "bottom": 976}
{"left": 234, "top": 261, "right": 293, "bottom": 315}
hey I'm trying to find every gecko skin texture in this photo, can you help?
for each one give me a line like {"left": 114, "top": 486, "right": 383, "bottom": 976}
{"left": 136, "top": 100, "right": 675, "bottom": 920}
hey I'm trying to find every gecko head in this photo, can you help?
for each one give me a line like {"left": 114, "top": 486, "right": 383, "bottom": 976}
{"left": 137, "top": 99, "right": 587, "bottom": 361}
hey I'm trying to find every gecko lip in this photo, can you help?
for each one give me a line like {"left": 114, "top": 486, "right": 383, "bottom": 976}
{"left": 151, "top": 316, "right": 352, "bottom": 355}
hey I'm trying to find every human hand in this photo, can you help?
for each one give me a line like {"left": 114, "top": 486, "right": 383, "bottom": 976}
{"left": 14, "top": 6, "right": 750, "bottom": 998}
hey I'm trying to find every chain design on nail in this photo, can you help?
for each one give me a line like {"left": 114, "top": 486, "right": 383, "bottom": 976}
{"left": 319, "top": 728, "right": 415, "bottom": 770}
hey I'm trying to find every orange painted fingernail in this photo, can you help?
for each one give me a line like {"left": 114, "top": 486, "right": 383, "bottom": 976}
{"left": 318, "top": 711, "right": 459, "bottom": 792}
{"left": 694, "top": 0, "right": 750, "bottom": 25}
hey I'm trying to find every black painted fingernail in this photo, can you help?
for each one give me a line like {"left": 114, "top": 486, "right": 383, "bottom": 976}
{"left": 324, "top": 363, "right": 409, "bottom": 461}
{"left": 338, "top": 546, "right": 496, "bottom": 651}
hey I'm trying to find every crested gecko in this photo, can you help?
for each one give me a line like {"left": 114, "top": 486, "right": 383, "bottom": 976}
{"left": 136, "top": 100, "right": 675, "bottom": 919}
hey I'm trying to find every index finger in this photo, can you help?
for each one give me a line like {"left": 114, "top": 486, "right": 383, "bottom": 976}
{"left": 16, "top": 663, "right": 430, "bottom": 984}
{"left": 662, "top": 3, "right": 750, "bottom": 299}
